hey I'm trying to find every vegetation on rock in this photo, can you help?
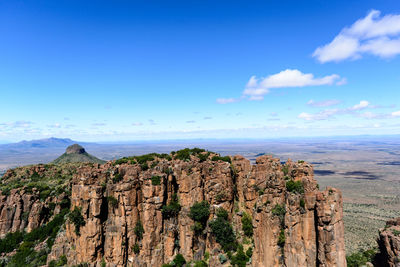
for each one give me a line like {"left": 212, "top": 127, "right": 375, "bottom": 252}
{"left": 189, "top": 201, "right": 210, "bottom": 233}
{"left": 162, "top": 193, "right": 181, "bottom": 219}
{"left": 69, "top": 207, "right": 85, "bottom": 235}
{"left": 209, "top": 208, "right": 237, "bottom": 252}
{"left": 285, "top": 180, "right": 304, "bottom": 194}
{"left": 241, "top": 212, "right": 253, "bottom": 237}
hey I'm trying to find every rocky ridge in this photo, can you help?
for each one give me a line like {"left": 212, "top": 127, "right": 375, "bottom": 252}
{"left": 0, "top": 149, "right": 346, "bottom": 266}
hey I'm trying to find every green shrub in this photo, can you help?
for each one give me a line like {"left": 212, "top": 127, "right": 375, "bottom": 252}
{"left": 141, "top": 162, "right": 149, "bottom": 171}
{"left": 107, "top": 196, "right": 118, "bottom": 208}
{"left": 69, "top": 207, "right": 85, "bottom": 235}
{"left": 133, "top": 243, "right": 140, "bottom": 254}
{"left": 204, "top": 251, "right": 210, "bottom": 261}
{"left": 346, "top": 249, "right": 376, "bottom": 267}
{"left": 211, "top": 155, "right": 231, "bottom": 163}
{"left": 393, "top": 229, "right": 400, "bottom": 236}
{"left": 151, "top": 175, "right": 161, "bottom": 185}
{"left": 151, "top": 161, "right": 158, "bottom": 168}
{"left": 162, "top": 193, "right": 181, "bottom": 219}
{"left": 174, "top": 148, "right": 192, "bottom": 161}
{"left": 282, "top": 165, "right": 289, "bottom": 175}
{"left": 112, "top": 173, "right": 123, "bottom": 183}
{"left": 134, "top": 221, "right": 144, "bottom": 240}
{"left": 114, "top": 158, "right": 129, "bottom": 165}
{"left": 172, "top": 254, "right": 186, "bottom": 267}
{"left": 0, "top": 231, "right": 24, "bottom": 253}
{"left": 174, "top": 148, "right": 206, "bottom": 161}
{"left": 285, "top": 180, "right": 304, "bottom": 194}
{"left": 278, "top": 229, "right": 285, "bottom": 247}
{"left": 230, "top": 245, "right": 250, "bottom": 267}
{"left": 209, "top": 208, "right": 236, "bottom": 252}
{"left": 241, "top": 212, "right": 253, "bottom": 237}
{"left": 215, "top": 192, "right": 225, "bottom": 202}
{"left": 300, "top": 198, "right": 305, "bottom": 209}
{"left": 49, "top": 255, "right": 67, "bottom": 267}
{"left": 197, "top": 153, "right": 209, "bottom": 162}
{"left": 192, "top": 221, "right": 204, "bottom": 234}
{"left": 216, "top": 208, "right": 229, "bottom": 220}
{"left": 189, "top": 201, "right": 210, "bottom": 225}
{"left": 271, "top": 204, "right": 286, "bottom": 226}
{"left": 271, "top": 204, "right": 285, "bottom": 217}
{"left": 246, "top": 247, "right": 253, "bottom": 258}
{"left": 194, "top": 260, "right": 208, "bottom": 267}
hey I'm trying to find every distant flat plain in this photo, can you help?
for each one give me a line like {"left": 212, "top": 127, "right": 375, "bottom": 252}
{"left": 1, "top": 135, "right": 400, "bottom": 254}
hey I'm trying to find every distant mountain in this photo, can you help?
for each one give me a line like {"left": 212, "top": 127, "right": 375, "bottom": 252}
{"left": 0, "top": 137, "right": 78, "bottom": 149}
{"left": 52, "top": 144, "right": 105, "bottom": 164}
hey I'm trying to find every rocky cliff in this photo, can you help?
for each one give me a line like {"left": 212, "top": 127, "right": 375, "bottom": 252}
{"left": 375, "top": 217, "right": 400, "bottom": 267}
{"left": 0, "top": 149, "right": 346, "bottom": 267}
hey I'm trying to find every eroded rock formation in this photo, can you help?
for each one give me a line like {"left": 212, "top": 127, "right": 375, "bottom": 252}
{"left": 0, "top": 151, "right": 346, "bottom": 266}
{"left": 376, "top": 218, "right": 400, "bottom": 267}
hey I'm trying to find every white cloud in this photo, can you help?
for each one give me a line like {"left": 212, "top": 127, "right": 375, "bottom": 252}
{"left": 314, "top": 10, "right": 400, "bottom": 63}
{"left": 298, "top": 109, "right": 339, "bottom": 121}
{"left": 216, "top": 98, "right": 238, "bottom": 104}
{"left": 307, "top": 99, "right": 341, "bottom": 107}
{"left": 243, "top": 69, "right": 342, "bottom": 100}
{"left": 350, "top": 100, "right": 369, "bottom": 110}
{"left": 132, "top": 122, "right": 143, "bottom": 126}
{"left": 298, "top": 100, "right": 400, "bottom": 121}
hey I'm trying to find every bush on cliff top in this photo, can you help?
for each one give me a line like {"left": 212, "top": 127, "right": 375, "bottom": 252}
{"left": 211, "top": 155, "right": 231, "bottom": 163}
{"left": 174, "top": 148, "right": 206, "bottom": 161}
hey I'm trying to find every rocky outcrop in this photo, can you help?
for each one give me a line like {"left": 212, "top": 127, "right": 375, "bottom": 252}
{"left": 66, "top": 144, "right": 86, "bottom": 154}
{"left": 0, "top": 152, "right": 347, "bottom": 266}
{"left": 376, "top": 218, "right": 400, "bottom": 267}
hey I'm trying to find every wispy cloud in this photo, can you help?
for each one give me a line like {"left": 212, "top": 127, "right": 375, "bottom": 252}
{"left": 298, "top": 100, "right": 397, "bottom": 121}
{"left": 47, "top": 123, "right": 61, "bottom": 128}
{"left": 298, "top": 109, "right": 340, "bottom": 121}
{"left": 0, "top": 121, "right": 34, "bottom": 129}
{"left": 203, "top": 117, "right": 212, "bottom": 120}
{"left": 313, "top": 10, "right": 400, "bottom": 63}
{"left": 216, "top": 98, "right": 238, "bottom": 104}
{"left": 307, "top": 99, "right": 341, "bottom": 107}
{"left": 186, "top": 120, "right": 196, "bottom": 123}
{"left": 92, "top": 123, "right": 107, "bottom": 127}
{"left": 132, "top": 122, "right": 143, "bottom": 126}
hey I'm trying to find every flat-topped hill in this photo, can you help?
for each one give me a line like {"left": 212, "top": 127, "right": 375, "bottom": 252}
{"left": 52, "top": 144, "right": 105, "bottom": 164}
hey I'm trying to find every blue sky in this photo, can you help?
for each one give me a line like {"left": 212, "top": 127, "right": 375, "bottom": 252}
{"left": 0, "top": 0, "right": 399, "bottom": 142}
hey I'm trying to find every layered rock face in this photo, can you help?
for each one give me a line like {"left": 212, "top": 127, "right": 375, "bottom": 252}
{"left": 376, "top": 218, "right": 400, "bottom": 267}
{"left": 0, "top": 152, "right": 346, "bottom": 266}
